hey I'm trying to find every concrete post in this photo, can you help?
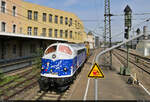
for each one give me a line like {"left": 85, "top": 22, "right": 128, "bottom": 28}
{"left": 143, "top": 26, "right": 148, "bottom": 40}
{"left": 136, "top": 28, "right": 140, "bottom": 44}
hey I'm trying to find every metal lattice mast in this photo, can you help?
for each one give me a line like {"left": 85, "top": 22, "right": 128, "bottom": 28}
{"left": 103, "top": 0, "right": 112, "bottom": 69}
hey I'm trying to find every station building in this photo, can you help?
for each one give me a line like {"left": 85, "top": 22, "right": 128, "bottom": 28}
{"left": 0, "top": 0, "right": 87, "bottom": 62}
{"left": 85, "top": 31, "right": 95, "bottom": 49}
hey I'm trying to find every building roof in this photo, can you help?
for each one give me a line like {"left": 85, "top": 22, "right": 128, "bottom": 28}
{"left": 22, "top": 0, "right": 77, "bottom": 17}
{"left": 87, "top": 31, "right": 93, "bottom": 35}
{"left": 0, "top": 32, "right": 67, "bottom": 41}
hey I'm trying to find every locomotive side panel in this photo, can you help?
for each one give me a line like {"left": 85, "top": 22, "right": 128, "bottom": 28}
{"left": 77, "top": 48, "right": 86, "bottom": 68}
{"left": 72, "top": 57, "right": 77, "bottom": 73}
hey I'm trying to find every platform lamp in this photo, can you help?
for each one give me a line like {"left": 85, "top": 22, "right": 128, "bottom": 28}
{"left": 121, "top": 5, "right": 132, "bottom": 75}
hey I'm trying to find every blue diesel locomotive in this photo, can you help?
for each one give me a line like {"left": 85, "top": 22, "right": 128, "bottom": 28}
{"left": 38, "top": 43, "right": 87, "bottom": 91}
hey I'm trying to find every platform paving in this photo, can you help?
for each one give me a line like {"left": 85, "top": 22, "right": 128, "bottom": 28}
{"left": 68, "top": 50, "right": 150, "bottom": 100}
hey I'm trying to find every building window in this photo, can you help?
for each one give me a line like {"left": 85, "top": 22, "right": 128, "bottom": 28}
{"left": 55, "top": 29, "right": 57, "bottom": 38}
{"left": 55, "top": 15, "right": 58, "bottom": 24}
{"left": 28, "top": 10, "right": 32, "bottom": 20}
{"left": 12, "top": 6, "right": 16, "bottom": 16}
{"left": 1, "top": 22, "right": 6, "bottom": 32}
{"left": 75, "top": 32, "right": 77, "bottom": 39}
{"left": 60, "top": 16, "right": 63, "bottom": 24}
{"left": 34, "top": 27, "right": 38, "bottom": 36}
{"left": 13, "top": 44, "right": 16, "bottom": 54}
{"left": 49, "top": 14, "right": 52, "bottom": 22}
{"left": 75, "top": 20, "right": 77, "bottom": 28}
{"left": 69, "top": 18, "right": 72, "bottom": 26}
{"left": 27, "top": 27, "right": 32, "bottom": 35}
{"left": 43, "top": 13, "right": 47, "bottom": 22}
{"left": 13, "top": 24, "right": 16, "bottom": 33}
{"left": 20, "top": 27, "right": 22, "bottom": 33}
{"left": 34, "top": 11, "right": 38, "bottom": 21}
{"left": 60, "top": 30, "right": 63, "bottom": 38}
{"left": 42, "top": 28, "right": 46, "bottom": 36}
{"left": 78, "top": 23, "right": 80, "bottom": 29}
{"left": 70, "top": 31, "right": 72, "bottom": 39}
{"left": 65, "top": 17, "right": 68, "bottom": 25}
{"left": 1, "top": 1, "right": 6, "bottom": 13}
{"left": 65, "top": 30, "right": 68, "bottom": 38}
{"left": 49, "top": 28, "right": 52, "bottom": 37}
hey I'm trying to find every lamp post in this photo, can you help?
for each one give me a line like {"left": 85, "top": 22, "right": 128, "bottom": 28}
{"left": 124, "top": 5, "right": 132, "bottom": 75}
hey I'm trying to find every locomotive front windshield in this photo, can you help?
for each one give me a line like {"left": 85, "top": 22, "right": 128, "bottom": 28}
{"left": 45, "top": 45, "right": 57, "bottom": 55}
{"left": 58, "top": 45, "right": 72, "bottom": 55}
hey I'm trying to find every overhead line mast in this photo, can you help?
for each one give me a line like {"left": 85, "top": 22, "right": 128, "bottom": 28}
{"left": 103, "top": 0, "right": 112, "bottom": 69}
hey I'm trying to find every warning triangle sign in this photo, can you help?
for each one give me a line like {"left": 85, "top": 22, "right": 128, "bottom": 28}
{"left": 88, "top": 63, "right": 104, "bottom": 78}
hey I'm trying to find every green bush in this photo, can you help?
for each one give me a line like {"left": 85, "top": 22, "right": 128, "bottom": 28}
{"left": 0, "top": 69, "right": 4, "bottom": 81}
{"left": 33, "top": 48, "right": 44, "bottom": 69}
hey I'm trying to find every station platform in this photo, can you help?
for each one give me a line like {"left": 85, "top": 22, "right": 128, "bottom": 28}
{"left": 68, "top": 50, "right": 150, "bottom": 100}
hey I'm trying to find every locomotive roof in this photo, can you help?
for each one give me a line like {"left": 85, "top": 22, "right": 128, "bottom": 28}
{"left": 43, "top": 43, "right": 86, "bottom": 58}
{"left": 48, "top": 43, "right": 86, "bottom": 50}
{"left": 70, "top": 44, "right": 85, "bottom": 50}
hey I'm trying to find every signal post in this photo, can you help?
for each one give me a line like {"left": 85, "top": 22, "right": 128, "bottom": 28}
{"left": 121, "top": 5, "right": 132, "bottom": 75}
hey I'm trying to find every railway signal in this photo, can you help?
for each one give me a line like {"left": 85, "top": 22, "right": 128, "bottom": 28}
{"left": 123, "top": 5, "right": 132, "bottom": 75}
{"left": 124, "top": 5, "right": 132, "bottom": 39}
{"left": 124, "top": 28, "right": 129, "bottom": 39}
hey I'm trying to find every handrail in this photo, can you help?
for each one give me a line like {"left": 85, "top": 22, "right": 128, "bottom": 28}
{"left": 95, "top": 33, "right": 144, "bottom": 63}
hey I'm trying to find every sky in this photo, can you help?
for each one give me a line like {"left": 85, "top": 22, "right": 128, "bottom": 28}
{"left": 24, "top": 0, "right": 150, "bottom": 42}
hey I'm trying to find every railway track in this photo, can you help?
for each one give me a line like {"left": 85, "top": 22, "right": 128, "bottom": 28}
{"left": 4, "top": 81, "right": 38, "bottom": 100}
{"left": 33, "top": 66, "right": 85, "bottom": 101}
{"left": 113, "top": 48, "right": 150, "bottom": 96}
{"left": 0, "top": 68, "right": 37, "bottom": 88}
{"left": 0, "top": 56, "right": 38, "bottom": 73}
{"left": 0, "top": 70, "right": 40, "bottom": 100}
{"left": 34, "top": 84, "right": 71, "bottom": 100}
{"left": 0, "top": 49, "right": 95, "bottom": 100}
{"left": 114, "top": 49, "right": 150, "bottom": 75}
{"left": 118, "top": 48, "right": 150, "bottom": 65}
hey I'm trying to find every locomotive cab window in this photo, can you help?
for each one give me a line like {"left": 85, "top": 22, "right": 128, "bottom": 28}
{"left": 45, "top": 45, "right": 57, "bottom": 55}
{"left": 58, "top": 45, "right": 72, "bottom": 55}
{"left": 77, "top": 49, "right": 85, "bottom": 55}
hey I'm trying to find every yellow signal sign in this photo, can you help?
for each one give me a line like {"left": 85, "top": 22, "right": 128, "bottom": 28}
{"left": 88, "top": 63, "right": 104, "bottom": 78}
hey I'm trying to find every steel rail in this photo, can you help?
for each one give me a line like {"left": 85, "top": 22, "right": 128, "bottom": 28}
{"left": 118, "top": 48, "right": 150, "bottom": 62}
{"left": 0, "top": 69, "right": 33, "bottom": 88}
{"left": 4, "top": 81, "right": 38, "bottom": 100}
{"left": 113, "top": 51, "right": 150, "bottom": 75}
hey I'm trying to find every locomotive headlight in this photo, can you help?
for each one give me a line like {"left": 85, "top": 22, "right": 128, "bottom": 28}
{"left": 52, "top": 54, "right": 56, "bottom": 59}
{"left": 63, "top": 68, "right": 67, "bottom": 72}
{"left": 71, "top": 66, "right": 73, "bottom": 69}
